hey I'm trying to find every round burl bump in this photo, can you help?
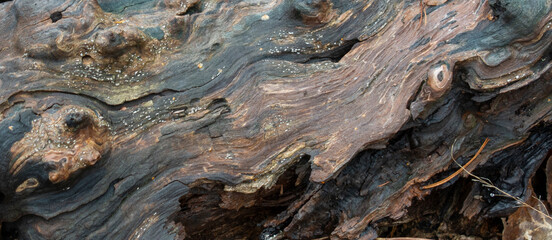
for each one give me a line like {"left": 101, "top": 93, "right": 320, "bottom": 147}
{"left": 10, "top": 106, "right": 110, "bottom": 185}
{"left": 94, "top": 27, "right": 146, "bottom": 56}
{"left": 95, "top": 31, "right": 124, "bottom": 54}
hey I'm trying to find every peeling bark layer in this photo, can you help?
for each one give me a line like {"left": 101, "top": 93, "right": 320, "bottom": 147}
{"left": 1, "top": 0, "right": 552, "bottom": 239}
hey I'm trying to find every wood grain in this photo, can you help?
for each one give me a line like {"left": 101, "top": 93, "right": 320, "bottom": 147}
{"left": 0, "top": 0, "right": 551, "bottom": 239}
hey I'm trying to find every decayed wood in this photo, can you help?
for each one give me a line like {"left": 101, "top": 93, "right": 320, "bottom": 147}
{"left": 0, "top": 0, "right": 551, "bottom": 239}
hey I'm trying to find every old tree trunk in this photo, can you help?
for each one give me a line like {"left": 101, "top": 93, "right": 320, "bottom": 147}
{"left": 1, "top": 0, "right": 552, "bottom": 239}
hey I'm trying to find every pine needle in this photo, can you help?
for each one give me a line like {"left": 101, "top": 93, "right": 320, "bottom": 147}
{"left": 422, "top": 138, "right": 490, "bottom": 189}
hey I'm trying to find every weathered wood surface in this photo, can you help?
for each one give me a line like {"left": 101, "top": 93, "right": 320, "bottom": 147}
{"left": 1, "top": 0, "right": 552, "bottom": 239}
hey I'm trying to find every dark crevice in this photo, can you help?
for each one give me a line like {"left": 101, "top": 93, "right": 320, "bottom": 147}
{"left": 405, "top": 78, "right": 426, "bottom": 113}
{"left": 0, "top": 221, "right": 19, "bottom": 240}
{"left": 0, "top": 0, "right": 13, "bottom": 3}
{"left": 50, "top": 11, "right": 63, "bottom": 23}
{"left": 81, "top": 55, "right": 94, "bottom": 66}
{"left": 299, "top": 39, "right": 360, "bottom": 63}
{"left": 532, "top": 149, "right": 551, "bottom": 202}
{"left": 271, "top": 39, "right": 361, "bottom": 64}
{"left": 177, "top": 1, "right": 202, "bottom": 16}
{"left": 206, "top": 98, "right": 229, "bottom": 113}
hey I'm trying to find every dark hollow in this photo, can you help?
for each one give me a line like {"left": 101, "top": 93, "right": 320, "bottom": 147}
{"left": 50, "top": 11, "right": 62, "bottom": 23}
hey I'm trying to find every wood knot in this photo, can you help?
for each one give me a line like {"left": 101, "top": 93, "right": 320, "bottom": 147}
{"left": 427, "top": 63, "right": 452, "bottom": 94}
{"left": 15, "top": 178, "right": 39, "bottom": 193}
{"left": 94, "top": 27, "right": 146, "bottom": 56}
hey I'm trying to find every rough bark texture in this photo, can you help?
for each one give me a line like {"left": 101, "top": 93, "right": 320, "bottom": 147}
{"left": 1, "top": 0, "right": 552, "bottom": 239}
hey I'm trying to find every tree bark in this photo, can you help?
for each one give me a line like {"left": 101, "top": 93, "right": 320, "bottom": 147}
{"left": 1, "top": 0, "right": 552, "bottom": 239}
